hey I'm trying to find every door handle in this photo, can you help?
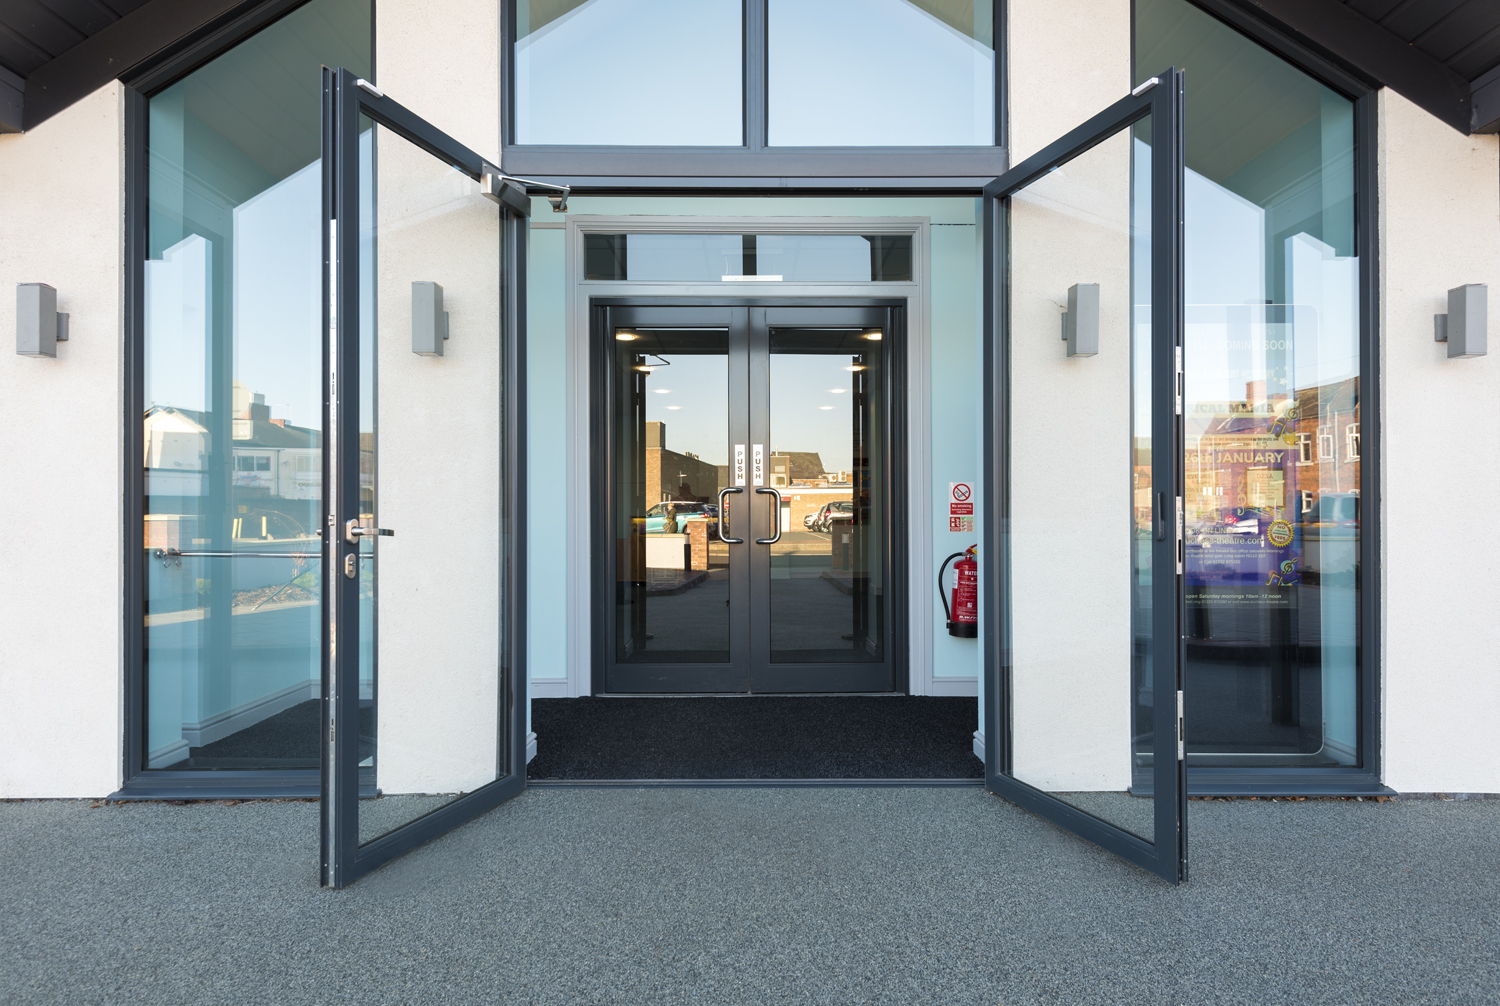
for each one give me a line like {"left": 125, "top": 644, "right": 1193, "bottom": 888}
{"left": 345, "top": 518, "right": 394, "bottom": 544}
{"left": 755, "top": 487, "right": 782, "bottom": 545}
{"left": 717, "top": 487, "right": 745, "bottom": 544}
{"left": 1154, "top": 492, "right": 1166, "bottom": 542}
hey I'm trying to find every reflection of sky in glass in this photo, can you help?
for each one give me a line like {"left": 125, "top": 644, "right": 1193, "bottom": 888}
{"left": 233, "top": 159, "right": 321, "bottom": 429}
{"left": 770, "top": 353, "right": 858, "bottom": 473}
{"left": 145, "top": 235, "right": 211, "bottom": 413}
{"left": 515, "top": 0, "right": 741, "bottom": 145}
{"left": 642, "top": 352, "right": 729, "bottom": 466}
{"left": 770, "top": 0, "right": 994, "bottom": 146}
{"left": 1130, "top": 138, "right": 1360, "bottom": 435}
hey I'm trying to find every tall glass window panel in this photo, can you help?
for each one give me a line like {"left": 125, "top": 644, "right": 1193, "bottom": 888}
{"left": 769, "top": 0, "right": 995, "bottom": 146}
{"left": 514, "top": 0, "right": 742, "bottom": 145}
{"left": 143, "top": 0, "right": 371, "bottom": 771}
{"left": 1006, "top": 118, "right": 1155, "bottom": 840}
{"left": 1137, "top": 0, "right": 1361, "bottom": 768}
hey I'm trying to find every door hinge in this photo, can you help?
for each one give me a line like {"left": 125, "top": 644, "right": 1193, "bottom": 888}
{"left": 1175, "top": 346, "right": 1183, "bottom": 415}
{"left": 1176, "top": 689, "right": 1185, "bottom": 761}
{"left": 1176, "top": 496, "right": 1184, "bottom": 575}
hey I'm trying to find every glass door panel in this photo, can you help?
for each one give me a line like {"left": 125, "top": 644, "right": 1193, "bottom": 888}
{"left": 323, "top": 69, "right": 528, "bottom": 887}
{"left": 765, "top": 327, "right": 886, "bottom": 666}
{"left": 611, "top": 327, "right": 733, "bottom": 664}
{"left": 1006, "top": 121, "right": 1152, "bottom": 839}
{"left": 984, "top": 71, "right": 1185, "bottom": 882}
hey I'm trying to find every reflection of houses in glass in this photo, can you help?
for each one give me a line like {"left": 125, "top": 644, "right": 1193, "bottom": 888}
{"left": 644, "top": 422, "right": 720, "bottom": 504}
{"left": 1186, "top": 376, "right": 1359, "bottom": 528}
{"left": 143, "top": 381, "right": 322, "bottom": 548}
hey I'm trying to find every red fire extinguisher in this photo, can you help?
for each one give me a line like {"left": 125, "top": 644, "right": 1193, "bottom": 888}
{"left": 940, "top": 545, "right": 978, "bottom": 638}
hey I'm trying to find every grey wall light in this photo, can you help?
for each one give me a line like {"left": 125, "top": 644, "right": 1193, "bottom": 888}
{"left": 412, "top": 281, "right": 449, "bottom": 356}
{"left": 1434, "top": 283, "right": 1487, "bottom": 358}
{"left": 16, "top": 283, "right": 69, "bottom": 357}
{"left": 1061, "top": 283, "right": 1099, "bottom": 357}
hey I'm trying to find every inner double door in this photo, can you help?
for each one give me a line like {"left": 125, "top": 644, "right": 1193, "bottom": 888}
{"left": 597, "top": 302, "right": 902, "bottom": 694}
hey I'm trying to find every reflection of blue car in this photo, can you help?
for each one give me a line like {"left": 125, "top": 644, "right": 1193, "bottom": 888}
{"left": 644, "top": 502, "right": 717, "bottom": 537}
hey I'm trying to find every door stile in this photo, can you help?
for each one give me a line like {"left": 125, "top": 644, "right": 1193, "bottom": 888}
{"left": 322, "top": 65, "right": 362, "bottom": 890}
{"left": 1153, "top": 68, "right": 1188, "bottom": 880}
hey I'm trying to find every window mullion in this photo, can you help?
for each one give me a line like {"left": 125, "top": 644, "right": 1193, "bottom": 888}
{"left": 745, "top": 0, "right": 767, "bottom": 151}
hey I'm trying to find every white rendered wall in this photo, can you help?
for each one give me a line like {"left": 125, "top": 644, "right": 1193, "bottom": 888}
{"left": 982, "top": 0, "right": 1132, "bottom": 765}
{"left": 0, "top": 83, "right": 125, "bottom": 797}
{"left": 1378, "top": 90, "right": 1500, "bottom": 793}
{"left": 373, "top": 1, "right": 507, "bottom": 793}
{"left": 1007, "top": 131, "right": 1135, "bottom": 792}
{"left": 1007, "top": 0, "right": 1131, "bottom": 163}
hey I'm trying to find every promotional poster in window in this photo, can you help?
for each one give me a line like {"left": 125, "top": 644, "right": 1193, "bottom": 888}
{"left": 1183, "top": 376, "right": 1360, "bottom": 614}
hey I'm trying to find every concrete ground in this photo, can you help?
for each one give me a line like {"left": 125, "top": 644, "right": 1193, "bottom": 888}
{"left": 1, "top": 788, "right": 1496, "bottom": 1005}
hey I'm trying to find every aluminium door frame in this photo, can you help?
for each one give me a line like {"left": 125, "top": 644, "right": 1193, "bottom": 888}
{"left": 321, "top": 67, "right": 531, "bottom": 888}
{"left": 589, "top": 297, "right": 909, "bottom": 696}
{"left": 981, "top": 70, "right": 1188, "bottom": 883}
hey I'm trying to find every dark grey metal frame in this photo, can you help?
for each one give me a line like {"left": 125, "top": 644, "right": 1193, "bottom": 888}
{"left": 499, "top": 0, "right": 1008, "bottom": 182}
{"left": 1134, "top": 0, "right": 1387, "bottom": 797}
{"left": 589, "top": 300, "right": 909, "bottom": 696}
{"left": 321, "top": 67, "right": 530, "bottom": 888}
{"left": 982, "top": 71, "right": 1187, "bottom": 884}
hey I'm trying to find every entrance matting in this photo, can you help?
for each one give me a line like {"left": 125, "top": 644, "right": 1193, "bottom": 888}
{"left": 526, "top": 696, "right": 983, "bottom": 781}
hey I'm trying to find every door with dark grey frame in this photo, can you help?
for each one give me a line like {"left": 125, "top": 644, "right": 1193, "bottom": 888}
{"left": 595, "top": 302, "right": 904, "bottom": 694}
{"left": 321, "top": 68, "right": 530, "bottom": 888}
{"left": 981, "top": 71, "right": 1188, "bottom": 882}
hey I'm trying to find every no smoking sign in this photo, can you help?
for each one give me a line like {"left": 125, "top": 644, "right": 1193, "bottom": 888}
{"left": 949, "top": 482, "right": 974, "bottom": 532}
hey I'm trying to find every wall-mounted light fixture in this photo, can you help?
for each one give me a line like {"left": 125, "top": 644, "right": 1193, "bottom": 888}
{"left": 412, "top": 281, "right": 449, "bottom": 356}
{"left": 1061, "top": 283, "right": 1099, "bottom": 357}
{"left": 16, "top": 283, "right": 69, "bottom": 357}
{"left": 1434, "top": 284, "right": 1487, "bottom": 358}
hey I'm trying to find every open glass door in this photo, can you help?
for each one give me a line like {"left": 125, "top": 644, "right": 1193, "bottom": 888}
{"left": 981, "top": 70, "right": 1187, "bottom": 882}
{"left": 320, "top": 68, "right": 531, "bottom": 887}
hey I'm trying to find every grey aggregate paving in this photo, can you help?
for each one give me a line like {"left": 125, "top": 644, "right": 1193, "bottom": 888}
{"left": 1, "top": 789, "right": 1496, "bottom": 1005}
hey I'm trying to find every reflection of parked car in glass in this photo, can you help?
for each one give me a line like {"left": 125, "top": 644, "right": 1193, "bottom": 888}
{"left": 644, "top": 501, "right": 718, "bottom": 538}
{"left": 1301, "top": 493, "right": 1359, "bottom": 528}
{"left": 812, "top": 500, "right": 855, "bottom": 532}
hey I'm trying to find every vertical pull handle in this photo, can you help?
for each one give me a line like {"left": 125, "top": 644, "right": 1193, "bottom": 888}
{"left": 1155, "top": 492, "right": 1167, "bottom": 542}
{"left": 717, "top": 487, "right": 745, "bottom": 544}
{"left": 755, "top": 487, "right": 782, "bottom": 544}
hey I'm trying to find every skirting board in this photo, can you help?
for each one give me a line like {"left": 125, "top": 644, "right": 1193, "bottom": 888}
{"left": 973, "top": 730, "right": 985, "bottom": 764}
{"left": 930, "top": 676, "right": 979, "bottom": 697}
{"left": 148, "top": 679, "right": 318, "bottom": 767}
{"left": 526, "top": 732, "right": 537, "bottom": 764}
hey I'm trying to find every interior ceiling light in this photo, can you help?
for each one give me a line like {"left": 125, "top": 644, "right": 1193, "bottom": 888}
{"left": 864, "top": 331, "right": 883, "bottom": 340}
{"left": 819, "top": 406, "right": 834, "bottom": 410}
{"left": 829, "top": 388, "right": 845, "bottom": 394}
{"left": 653, "top": 389, "right": 671, "bottom": 394}
{"left": 615, "top": 331, "right": 639, "bottom": 341}
{"left": 635, "top": 365, "right": 652, "bottom": 372}
{"left": 845, "top": 365, "right": 865, "bottom": 371}
{"left": 667, "top": 406, "right": 681, "bottom": 410}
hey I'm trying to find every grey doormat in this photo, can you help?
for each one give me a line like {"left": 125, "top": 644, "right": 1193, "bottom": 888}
{"left": 527, "top": 696, "right": 983, "bottom": 780}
